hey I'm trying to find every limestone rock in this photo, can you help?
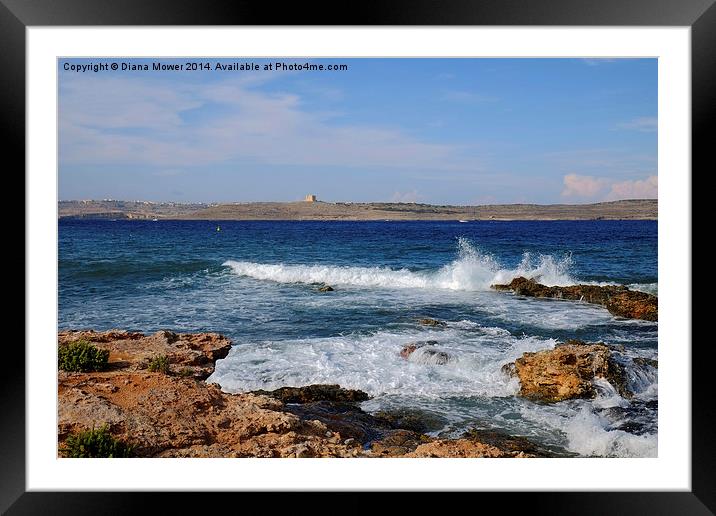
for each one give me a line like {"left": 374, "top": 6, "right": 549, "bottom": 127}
{"left": 57, "top": 329, "right": 551, "bottom": 459}
{"left": 507, "top": 340, "right": 631, "bottom": 403}
{"left": 58, "top": 329, "right": 232, "bottom": 380}
{"left": 491, "top": 277, "right": 657, "bottom": 321}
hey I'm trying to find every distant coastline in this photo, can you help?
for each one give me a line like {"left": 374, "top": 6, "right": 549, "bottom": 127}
{"left": 58, "top": 198, "right": 657, "bottom": 221}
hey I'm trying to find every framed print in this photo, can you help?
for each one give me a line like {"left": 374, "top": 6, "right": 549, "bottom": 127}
{"left": 4, "top": 0, "right": 713, "bottom": 512}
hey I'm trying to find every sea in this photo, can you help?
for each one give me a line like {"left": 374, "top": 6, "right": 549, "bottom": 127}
{"left": 58, "top": 219, "right": 658, "bottom": 457}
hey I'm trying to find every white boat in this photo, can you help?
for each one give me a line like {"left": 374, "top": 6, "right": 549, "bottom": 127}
{"left": 152, "top": 218, "right": 158, "bottom": 221}
{"left": 458, "top": 219, "right": 469, "bottom": 223}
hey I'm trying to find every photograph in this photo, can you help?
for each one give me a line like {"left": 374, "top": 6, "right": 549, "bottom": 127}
{"left": 56, "top": 56, "right": 659, "bottom": 460}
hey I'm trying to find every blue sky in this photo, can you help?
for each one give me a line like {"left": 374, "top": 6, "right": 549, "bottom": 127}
{"left": 59, "top": 58, "right": 657, "bottom": 204}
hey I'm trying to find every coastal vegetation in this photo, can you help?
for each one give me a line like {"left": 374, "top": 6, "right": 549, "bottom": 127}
{"left": 61, "top": 425, "right": 134, "bottom": 458}
{"left": 58, "top": 339, "right": 109, "bottom": 372}
{"left": 147, "top": 354, "right": 170, "bottom": 374}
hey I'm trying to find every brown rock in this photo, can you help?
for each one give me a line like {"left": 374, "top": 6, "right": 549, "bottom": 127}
{"left": 58, "top": 371, "right": 360, "bottom": 458}
{"left": 381, "top": 427, "right": 548, "bottom": 458}
{"left": 491, "top": 277, "right": 657, "bottom": 321}
{"left": 508, "top": 340, "right": 631, "bottom": 403}
{"left": 417, "top": 318, "right": 447, "bottom": 327}
{"left": 461, "top": 428, "right": 548, "bottom": 457}
{"left": 604, "top": 291, "right": 658, "bottom": 321}
{"left": 318, "top": 285, "right": 334, "bottom": 292}
{"left": 405, "top": 439, "right": 511, "bottom": 458}
{"left": 399, "top": 340, "right": 438, "bottom": 359}
{"left": 370, "top": 430, "right": 433, "bottom": 457}
{"left": 373, "top": 408, "right": 447, "bottom": 434}
{"left": 58, "top": 329, "right": 232, "bottom": 379}
{"left": 250, "top": 384, "right": 369, "bottom": 403}
{"left": 57, "top": 329, "right": 554, "bottom": 459}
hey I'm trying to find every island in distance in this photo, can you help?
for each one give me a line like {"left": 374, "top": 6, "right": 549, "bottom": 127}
{"left": 58, "top": 197, "right": 657, "bottom": 221}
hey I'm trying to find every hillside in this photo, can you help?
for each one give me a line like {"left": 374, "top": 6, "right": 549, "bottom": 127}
{"left": 58, "top": 199, "right": 657, "bottom": 221}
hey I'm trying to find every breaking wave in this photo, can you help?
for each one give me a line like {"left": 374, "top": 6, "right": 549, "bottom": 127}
{"left": 224, "top": 238, "right": 577, "bottom": 291}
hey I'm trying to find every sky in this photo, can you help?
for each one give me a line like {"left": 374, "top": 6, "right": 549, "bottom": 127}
{"left": 58, "top": 58, "right": 657, "bottom": 205}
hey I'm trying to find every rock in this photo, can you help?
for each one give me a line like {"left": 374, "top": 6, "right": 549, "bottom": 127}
{"left": 58, "top": 329, "right": 232, "bottom": 380}
{"left": 401, "top": 344, "right": 454, "bottom": 365}
{"left": 249, "top": 384, "right": 369, "bottom": 404}
{"left": 373, "top": 408, "right": 447, "bottom": 434}
{"left": 318, "top": 285, "right": 334, "bottom": 292}
{"left": 507, "top": 340, "right": 631, "bottom": 403}
{"left": 408, "top": 438, "right": 528, "bottom": 457}
{"left": 417, "top": 349, "right": 452, "bottom": 365}
{"left": 283, "top": 401, "right": 385, "bottom": 443}
{"left": 501, "top": 362, "right": 517, "bottom": 377}
{"left": 399, "top": 340, "right": 438, "bottom": 359}
{"left": 491, "top": 277, "right": 657, "bottom": 321}
{"left": 57, "top": 330, "right": 363, "bottom": 458}
{"left": 461, "top": 428, "right": 549, "bottom": 457}
{"left": 403, "top": 428, "right": 548, "bottom": 458}
{"left": 370, "top": 430, "right": 433, "bottom": 457}
{"left": 369, "top": 426, "right": 549, "bottom": 458}
{"left": 58, "top": 370, "right": 363, "bottom": 458}
{"left": 400, "top": 344, "right": 419, "bottom": 358}
{"left": 57, "top": 329, "right": 558, "bottom": 459}
{"left": 605, "top": 292, "right": 658, "bottom": 321}
{"left": 633, "top": 357, "right": 658, "bottom": 369}
{"left": 418, "top": 318, "right": 447, "bottom": 327}
{"left": 405, "top": 439, "right": 508, "bottom": 457}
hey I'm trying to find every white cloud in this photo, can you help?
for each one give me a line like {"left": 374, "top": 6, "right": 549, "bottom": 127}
{"left": 562, "top": 174, "right": 609, "bottom": 198}
{"left": 605, "top": 175, "right": 657, "bottom": 200}
{"left": 616, "top": 116, "right": 657, "bottom": 132}
{"left": 562, "top": 174, "right": 657, "bottom": 201}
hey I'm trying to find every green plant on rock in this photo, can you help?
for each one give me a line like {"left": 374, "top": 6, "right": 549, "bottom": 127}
{"left": 147, "top": 354, "right": 170, "bottom": 374}
{"left": 61, "top": 425, "right": 134, "bottom": 458}
{"left": 58, "top": 339, "right": 109, "bottom": 372}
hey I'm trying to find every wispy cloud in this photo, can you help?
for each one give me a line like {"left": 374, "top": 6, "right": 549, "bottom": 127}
{"left": 615, "top": 116, "right": 657, "bottom": 132}
{"left": 60, "top": 75, "right": 482, "bottom": 171}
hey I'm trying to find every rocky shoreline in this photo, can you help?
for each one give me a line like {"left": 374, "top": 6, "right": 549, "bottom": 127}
{"left": 58, "top": 329, "right": 652, "bottom": 458}
{"left": 58, "top": 330, "right": 554, "bottom": 457}
{"left": 492, "top": 277, "right": 658, "bottom": 321}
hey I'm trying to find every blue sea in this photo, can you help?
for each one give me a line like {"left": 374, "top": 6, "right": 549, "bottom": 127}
{"left": 58, "top": 219, "right": 658, "bottom": 457}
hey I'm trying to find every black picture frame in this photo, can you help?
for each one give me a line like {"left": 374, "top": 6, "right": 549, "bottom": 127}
{"left": 4, "top": 0, "right": 711, "bottom": 512}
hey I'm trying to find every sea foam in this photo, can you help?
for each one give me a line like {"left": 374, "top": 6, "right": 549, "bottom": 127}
{"left": 223, "top": 238, "right": 577, "bottom": 291}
